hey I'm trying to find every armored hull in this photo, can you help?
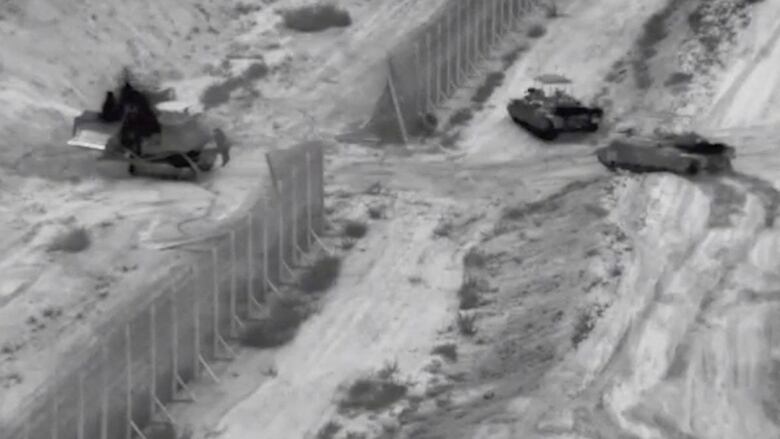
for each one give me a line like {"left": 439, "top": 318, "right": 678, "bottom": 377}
{"left": 507, "top": 88, "right": 604, "bottom": 141}
{"left": 596, "top": 137, "right": 734, "bottom": 176}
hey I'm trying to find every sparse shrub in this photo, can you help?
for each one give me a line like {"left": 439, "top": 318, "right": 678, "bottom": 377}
{"left": 201, "top": 62, "right": 268, "bottom": 109}
{"left": 377, "top": 359, "right": 400, "bottom": 380}
{"left": 583, "top": 203, "right": 609, "bottom": 218}
{"left": 664, "top": 72, "right": 693, "bottom": 87}
{"left": 281, "top": 3, "right": 352, "bottom": 33}
{"left": 240, "top": 294, "right": 309, "bottom": 348}
{"left": 457, "top": 312, "right": 477, "bottom": 336}
{"left": 41, "top": 306, "right": 62, "bottom": 319}
{"left": 316, "top": 421, "right": 342, "bottom": 439}
{"left": 300, "top": 255, "right": 342, "bottom": 293}
{"left": 472, "top": 72, "right": 505, "bottom": 104}
{"left": 458, "top": 278, "right": 481, "bottom": 310}
{"left": 235, "top": 2, "right": 262, "bottom": 16}
{"left": 244, "top": 62, "right": 269, "bottom": 80}
{"left": 433, "top": 218, "right": 453, "bottom": 237}
{"left": 343, "top": 220, "right": 368, "bottom": 239}
{"left": 546, "top": 1, "right": 559, "bottom": 17}
{"left": 440, "top": 131, "right": 462, "bottom": 148}
{"left": 414, "top": 112, "right": 439, "bottom": 137}
{"left": 527, "top": 23, "right": 547, "bottom": 38}
{"left": 431, "top": 343, "right": 458, "bottom": 363}
{"left": 501, "top": 45, "right": 527, "bottom": 69}
{"left": 339, "top": 369, "right": 408, "bottom": 412}
{"left": 367, "top": 204, "right": 385, "bottom": 219}
{"left": 463, "top": 248, "right": 487, "bottom": 268}
{"left": 47, "top": 227, "right": 90, "bottom": 253}
{"left": 448, "top": 108, "right": 474, "bottom": 127}
{"left": 571, "top": 304, "right": 608, "bottom": 347}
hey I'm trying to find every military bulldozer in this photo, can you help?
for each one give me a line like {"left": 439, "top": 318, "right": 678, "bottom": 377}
{"left": 596, "top": 131, "right": 735, "bottom": 176}
{"left": 67, "top": 74, "right": 231, "bottom": 181}
{"left": 507, "top": 74, "right": 604, "bottom": 141}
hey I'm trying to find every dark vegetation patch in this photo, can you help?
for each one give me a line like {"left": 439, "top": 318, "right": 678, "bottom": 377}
{"left": 571, "top": 303, "right": 608, "bottom": 347}
{"left": 315, "top": 421, "right": 342, "bottom": 439}
{"left": 448, "top": 108, "right": 474, "bottom": 128}
{"left": 201, "top": 62, "right": 268, "bottom": 109}
{"left": 300, "top": 255, "right": 342, "bottom": 294}
{"left": 501, "top": 44, "right": 528, "bottom": 69}
{"left": 431, "top": 343, "right": 458, "bottom": 363}
{"left": 471, "top": 72, "right": 506, "bottom": 104}
{"left": 632, "top": 1, "right": 678, "bottom": 89}
{"left": 456, "top": 311, "right": 477, "bottom": 336}
{"left": 527, "top": 23, "right": 547, "bottom": 38}
{"left": 339, "top": 362, "right": 408, "bottom": 412}
{"left": 664, "top": 71, "right": 694, "bottom": 87}
{"left": 281, "top": 3, "right": 352, "bottom": 33}
{"left": 458, "top": 278, "right": 481, "bottom": 310}
{"left": 343, "top": 220, "right": 368, "bottom": 239}
{"left": 47, "top": 227, "right": 90, "bottom": 253}
{"left": 240, "top": 294, "right": 310, "bottom": 348}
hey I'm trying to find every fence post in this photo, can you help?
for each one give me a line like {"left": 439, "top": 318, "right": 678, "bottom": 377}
{"left": 386, "top": 59, "right": 409, "bottom": 144}
{"left": 170, "top": 290, "right": 179, "bottom": 397}
{"left": 246, "top": 213, "right": 257, "bottom": 310}
{"left": 455, "top": 3, "right": 462, "bottom": 86}
{"left": 472, "top": 0, "right": 480, "bottom": 69}
{"left": 262, "top": 197, "right": 270, "bottom": 294}
{"left": 413, "top": 42, "right": 423, "bottom": 116}
{"left": 443, "top": 8, "right": 451, "bottom": 98}
{"left": 228, "top": 230, "right": 240, "bottom": 336}
{"left": 434, "top": 21, "right": 443, "bottom": 106}
{"left": 492, "top": 0, "right": 499, "bottom": 46}
{"left": 425, "top": 32, "right": 433, "bottom": 111}
{"left": 192, "top": 274, "right": 201, "bottom": 378}
{"left": 482, "top": 0, "right": 489, "bottom": 56}
{"left": 169, "top": 285, "right": 195, "bottom": 402}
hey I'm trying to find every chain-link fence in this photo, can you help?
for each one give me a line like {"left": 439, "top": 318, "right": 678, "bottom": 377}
{"left": 3, "top": 141, "right": 326, "bottom": 439}
{"left": 366, "top": 0, "right": 545, "bottom": 143}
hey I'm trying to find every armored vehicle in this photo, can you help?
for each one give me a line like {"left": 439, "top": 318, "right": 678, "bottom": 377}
{"left": 67, "top": 78, "right": 230, "bottom": 180}
{"left": 507, "top": 74, "right": 604, "bottom": 141}
{"left": 596, "top": 132, "right": 735, "bottom": 176}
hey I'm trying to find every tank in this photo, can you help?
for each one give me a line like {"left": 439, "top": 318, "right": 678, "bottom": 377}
{"left": 506, "top": 78, "right": 604, "bottom": 141}
{"left": 595, "top": 132, "right": 735, "bottom": 176}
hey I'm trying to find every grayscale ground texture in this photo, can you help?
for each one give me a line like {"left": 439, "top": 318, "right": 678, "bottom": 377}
{"left": 1, "top": 0, "right": 780, "bottom": 438}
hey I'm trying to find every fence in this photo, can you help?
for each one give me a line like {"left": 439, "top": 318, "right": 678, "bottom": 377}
{"left": 3, "top": 141, "right": 326, "bottom": 439}
{"left": 366, "top": 0, "right": 546, "bottom": 143}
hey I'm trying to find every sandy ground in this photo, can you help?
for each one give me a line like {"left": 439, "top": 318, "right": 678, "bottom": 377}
{"left": 398, "top": 1, "right": 780, "bottom": 438}
{"left": 162, "top": 0, "right": 780, "bottom": 438}
{"left": 0, "top": 0, "right": 446, "bottom": 428}
{"left": 3, "top": 0, "right": 780, "bottom": 438}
